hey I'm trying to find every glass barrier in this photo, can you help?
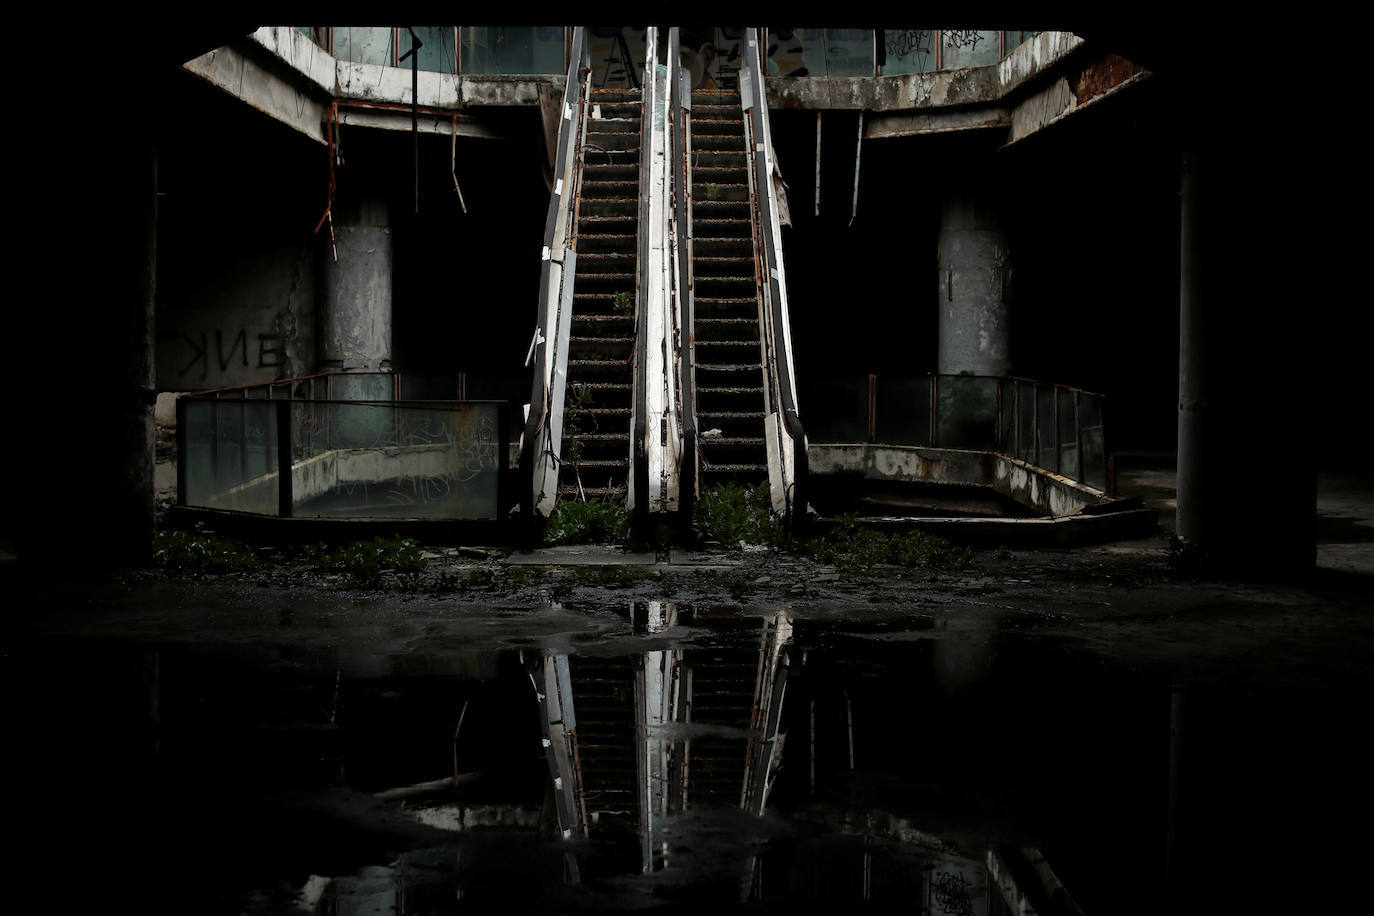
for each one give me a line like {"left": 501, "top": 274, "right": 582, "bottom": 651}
{"left": 800, "top": 374, "right": 870, "bottom": 443}
{"left": 791, "top": 28, "right": 875, "bottom": 78}
{"left": 875, "top": 375, "right": 932, "bottom": 446}
{"left": 1080, "top": 393, "right": 1107, "bottom": 491}
{"left": 1015, "top": 381, "right": 1036, "bottom": 464}
{"left": 332, "top": 27, "right": 394, "bottom": 67}
{"left": 1036, "top": 386, "right": 1056, "bottom": 471}
{"left": 292, "top": 402, "right": 501, "bottom": 520}
{"left": 1058, "top": 389, "right": 1080, "bottom": 480}
{"left": 881, "top": 29, "right": 938, "bottom": 75}
{"left": 999, "top": 379, "right": 1017, "bottom": 454}
{"left": 183, "top": 399, "right": 280, "bottom": 516}
{"left": 936, "top": 375, "right": 998, "bottom": 450}
{"left": 180, "top": 373, "right": 507, "bottom": 520}
{"left": 400, "top": 27, "right": 457, "bottom": 74}
{"left": 939, "top": 30, "right": 1001, "bottom": 69}
{"left": 797, "top": 373, "right": 1106, "bottom": 488}
{"left": 462, "top": 26, "right": 566, "bottom": 76}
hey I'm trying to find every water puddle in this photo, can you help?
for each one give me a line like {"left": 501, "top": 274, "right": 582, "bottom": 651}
{"left": 4, "top": 601, "right": 1363, "bottom": 913}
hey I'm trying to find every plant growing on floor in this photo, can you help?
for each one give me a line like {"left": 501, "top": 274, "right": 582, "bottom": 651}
{"left": 153, "top": 524, "right": 262, "bottom": 573}
{"left": 693, "top": 483, "right": 781, "bottom": 548}
{"left": 613, "top": 291, "right": 632, "bottom": 314}
{"left": 802, "top": 515, "right": 973, "bottom": 572}
{"left": 308, "top": 536, "right": 424, "bottom": 586}
{"left": 545, "top": 499, "right": 631, "bottom": 545}
{"left": 702, "top": 182, "right": 721, "bottom": 200}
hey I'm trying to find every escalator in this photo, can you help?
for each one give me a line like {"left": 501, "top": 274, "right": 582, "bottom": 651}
{"left": 560, "top": 86, "right": 643, "bottom": 501}
{"left": 686, "top": 89, "right": 770, "bottom": 488}
{"left": 523, "top": 28, "right": 657, "bottom": 524}
{"left": 674, "top": 28, "right": 808, "bottom": 528}
{"left": 525, "top": 28, "right": 805, "bottom": 533}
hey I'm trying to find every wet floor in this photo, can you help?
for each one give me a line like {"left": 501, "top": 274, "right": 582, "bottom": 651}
{"left": 4, "top": 590, "right": 1369, "bottom": 915}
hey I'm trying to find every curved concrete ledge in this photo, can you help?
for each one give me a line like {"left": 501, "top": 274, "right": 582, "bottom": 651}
{"left": 808, "top": 443, "right": 1157, "bottom": 546}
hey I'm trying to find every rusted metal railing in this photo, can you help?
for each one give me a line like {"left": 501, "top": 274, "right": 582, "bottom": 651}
{"left": 803, "top": 372, "right": 1111, "bottom": 494}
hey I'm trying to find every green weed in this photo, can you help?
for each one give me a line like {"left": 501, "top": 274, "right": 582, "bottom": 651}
{"left": 803, "top": 515, "right": 973, "bottom": 572}
{"left": 693, "top": 483, "right": 780, "bottom": 548}
{"left": 153, "top": 525, "right": 261, "bottom": 573}
{"left": 464, "top": 568, "right": 496, "bottom": 589}
{"left": 545, "top": 499, "right": 630, "bottom": 545}
{"left": 308, "top": 536, "right": 424, "bottom": 587}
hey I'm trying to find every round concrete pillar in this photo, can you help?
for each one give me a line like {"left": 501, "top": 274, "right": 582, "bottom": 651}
{"left": 937, "top": 192, "right": 1010, "bottom": 376}
{"left": 320, "top": 189, "right": 393, "bottom": 371}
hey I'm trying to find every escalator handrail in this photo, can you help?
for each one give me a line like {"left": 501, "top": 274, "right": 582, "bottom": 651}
{"left": 669, "top": 27, "right": 698, "bottom": 526}
{"left": 630, "top": 27, "right": 659, "bottom": 524}
{"left": 742, "top": 28, "right": 809, "bottom": 528}
{"left": 521, "top": 27, "right": 588, "bottom": 519}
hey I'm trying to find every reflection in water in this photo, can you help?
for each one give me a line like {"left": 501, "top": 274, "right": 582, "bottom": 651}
{"left": 525, "top": 605, "right": 791, "bottom": 871}
{"left": 16, "top": 603, "right": 1359, "bottom": 914}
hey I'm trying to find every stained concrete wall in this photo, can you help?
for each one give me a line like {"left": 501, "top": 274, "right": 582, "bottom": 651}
{"left": 937, "top": 191, "right": 1009, "bottom": 377}
{"left": 320, "top": 189, "right": 393, "bottom": 372}
{"left": 157, "top": 243, "right": 315, "bottom": 390}
{"left": 155, "top": 71, "right": 320, "bottom": 392}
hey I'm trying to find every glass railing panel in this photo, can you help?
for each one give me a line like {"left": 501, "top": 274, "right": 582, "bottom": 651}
{"left": 1036, "top": 385, "right": 1056, "bottom": 470}
{"left": 880, "top": 29, "right": 938, "bottom": 74}
{"left": 875, "top": 375, "right": 932, "bottom": 446}
{"left": 936, "top": 375, "right": 997, "bottom": 449}
{"left": 792, "top": 28, "right": 874, "bottom": 77}
{"left": 1080, "top": 393, "right": 1107, "bottom": 491}
{"left": 462, "top": 26, "right": 566, "bottom": 76}
{"left": 1017, "top": 381, "right": 1036, "bottom": 464}
{"left": 939, "top": 30, "right": 1001, "bottom": 69}
{"left": 333, "top": 27, "right": 394, "bottom": 67}
{"left": 182, "top": 399, "right": 280, "bottom": 515}
{"left": 291, "top": 403, "right": 501, "bottom": 519}
{"left": 1058, "top": 389, "right": 1080, "bottom": 481}
{"left": 800, "top": 373, "right": 870, "bottom": 443}
{"left": 399, "top": 27, "right": 457, "bottom": 74}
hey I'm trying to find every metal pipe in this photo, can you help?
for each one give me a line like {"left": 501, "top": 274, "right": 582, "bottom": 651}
{"left": 868, "top": 373, "right": 877, "bottom": 443}
{"left": 400, "top": 27, "right": 422, "bottom": 214}
{"left": 849, "top": 111, "right": 863, "bottom": 227}
{"left": 276, "top": 399, "right": 293, "bottom": 517}
{"left": 814, "top": 112, "right": 822, "bottom": 217}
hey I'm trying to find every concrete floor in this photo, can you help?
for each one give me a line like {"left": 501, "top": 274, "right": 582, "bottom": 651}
{"left": 3, "top": 449, "right": 1366, "bottom": 914}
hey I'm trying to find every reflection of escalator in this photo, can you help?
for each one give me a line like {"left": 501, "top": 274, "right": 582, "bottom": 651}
{"left": 567, "top": 654, "right": 639, "bottom": 830}
{"left": 688, "top": 89, "right": 770, "bottom": 488}
{"left": 560, "top": 87, "right": 643, "bottom": 501}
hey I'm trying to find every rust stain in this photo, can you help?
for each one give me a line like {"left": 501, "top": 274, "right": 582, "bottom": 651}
{"left": 1070, "top": 54, "right": 1144, "bottom": 106}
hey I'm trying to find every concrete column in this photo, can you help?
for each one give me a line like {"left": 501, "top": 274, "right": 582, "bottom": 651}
{"left": 1175, "top": 141, "right": 1315, "bottom": 575}
{"left": 937, "top": 191, "right": 1010, "bottom": 376}
{"left": 18, "top": 138, "right": 158, "bottom": 568}
{"left": 320, "top": 188, "right": 392, "bottom": 371}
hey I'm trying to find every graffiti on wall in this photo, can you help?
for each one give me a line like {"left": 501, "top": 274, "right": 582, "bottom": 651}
{"left": 587, "top": 27, "right": 826, "bottom": 92}
{"left": 173, "top": 329, "right": 284, "bottom": 382}
{"left": 886, "top": 29, "right": 935, "bottom": 72}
